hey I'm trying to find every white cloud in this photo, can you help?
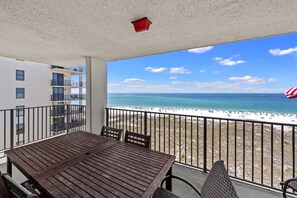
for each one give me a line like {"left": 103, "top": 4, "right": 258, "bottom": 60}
{"left": 195, "top": 81, "right": 240, "bottom": 89}
{"left": 108, "top": 83, "right": 120, "bottom": 87}
{"left": 229, "top": 75, "right": 265, "bottom": 84}
{"left": 267, "top": 78, "right": 278, "bottom": 82}
{"left": 171, "top": 81, "right": 192, "bottom": 85}
{"left": 145, "top": 67, "right": 167, "bottom": 73}
{"left": 122, "top": 78, "right": 145, "bottom": 83}
{"left": 215, "top": 57, "right": 246, "bottom": 66}
{"left": 214, "top": 57, "right": 223, "bottom": 61}
{"left": 213, "top": 71, "right": 219, "bottom": 74}
{"left": 169, "top": 67, "right": 191, "bottom": 74}
{"left": 124, "top": 84, "right": 185, "bottom": 92}
{"left": 199, "top": 70, "right": 206, "bottom": 73}
{"left": 169, "top": 76, "right": 178, "bottom": 80}
{"left": 187, "top": 46, "right": 213, "bottom": 54}
{"left": 269, "top": 46, "right": 297, "bottom": 56}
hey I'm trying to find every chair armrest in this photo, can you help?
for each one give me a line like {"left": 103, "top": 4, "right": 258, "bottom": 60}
{"left": 282, "top": 178, "right": 297, "bottom": 198}
{"left": 160, "top": 175, "right": 201, "bottom": 196}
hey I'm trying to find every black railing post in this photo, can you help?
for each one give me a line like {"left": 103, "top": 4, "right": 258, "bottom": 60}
{"left": 105, "top": 108, "right": 109, "bottom": 126}
{"left": 8, "top": 109, "right": 14, "bottom": 175}
{"left": 66, "top": 105, "right": 70, "bottom": 133}
{"left": 10, "top": 110, "right": 14, "bottom": 150}
{"left": 203, "top": 118, "right": 207, "bottom": 172}
{"left": 144, "top": 111, "right": 148, "bottom": 135}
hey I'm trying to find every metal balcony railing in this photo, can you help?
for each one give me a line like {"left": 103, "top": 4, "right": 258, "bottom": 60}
{"left": 51, "top": 94, "right": 86, "bottom": 101}
{"left": 0, "top": 105, "right": 86, "bottom": 156}
{"left": 51, "top": 80, "right": 72, "bottom": 86}
{"left": 106, "top": 107, "right": 297, "bottom": 193}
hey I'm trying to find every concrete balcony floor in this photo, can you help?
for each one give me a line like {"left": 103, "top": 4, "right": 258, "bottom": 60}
{"left": 0, "top": 161, "right": 289, "bottom": 197}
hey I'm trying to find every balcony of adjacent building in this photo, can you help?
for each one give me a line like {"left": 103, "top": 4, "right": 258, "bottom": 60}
{"left": 50, "top": 94, "right": 86, "bottom": 101}
{"left": 51, "top": 65, "right": 84, "bottom": 75}
{"left": 50, "top": 79, "right": 85, "bottom": 87}
{"left": 50, "top": 105, "right": 86, "bottom": 117}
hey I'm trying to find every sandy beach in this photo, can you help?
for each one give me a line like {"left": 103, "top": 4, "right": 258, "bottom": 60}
{"left": 109, "top": 106, "right": 297, "bottom": 124}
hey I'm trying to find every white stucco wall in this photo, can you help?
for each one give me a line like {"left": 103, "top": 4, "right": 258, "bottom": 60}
{"left": 0, "top": 56, "right": 52, "bottom": 109}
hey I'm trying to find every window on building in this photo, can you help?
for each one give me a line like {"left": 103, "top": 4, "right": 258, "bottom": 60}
{"left": 16, "top": 123, "right": 24, "bottom": 135}
{"left": 16, "top": 70, "right": 25, "bottom": 81}
{"left": 16, "top": 88, "right": 25, "bottom": 98}
{"left": 16, "top": 105, "right": 25, "bottom": 117}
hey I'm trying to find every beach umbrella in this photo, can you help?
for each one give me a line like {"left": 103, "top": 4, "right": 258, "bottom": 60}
{"left": 285, "top": 87, "right": 297, "bottom": 99}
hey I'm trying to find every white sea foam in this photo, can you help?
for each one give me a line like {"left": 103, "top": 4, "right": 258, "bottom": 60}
{"left": 109, "top": 106, "right": 297, "bottom": 124}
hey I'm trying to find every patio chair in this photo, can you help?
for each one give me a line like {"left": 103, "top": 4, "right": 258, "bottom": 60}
{"left": 280, "top": 178, "right": 297, "bottom": 198}
{"left": 0, "top": 171, "right": 39, "bottom": 198}
{"left": 124, "top": 130, "right": 151, "bottom": 148}
{"left": 101, "top": 125, "right": 123, "bottom": 141}
{"left": 152, "top": 160, "right": 239, "bottom": 198}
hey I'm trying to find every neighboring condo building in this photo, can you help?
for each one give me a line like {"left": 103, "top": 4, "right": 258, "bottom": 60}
{"left": 0, "top": 56, "right": 85, "bottom": 150}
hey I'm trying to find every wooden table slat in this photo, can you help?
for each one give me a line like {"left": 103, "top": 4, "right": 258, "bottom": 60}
{"left": 81, "top": 159, "right": 149, "bottom": 190}
{"left": 90, "top": 154, "right": 155, "bottom": 181}
{"left": 12, "top": 149, "right": 43, "bottom": 172}
{"left": 71, "top": 163, "right": 142, "bottom": 197}
{"left": 98, "top": 151, "right": 161, "bottom": 175}
{"left": 47, "top": 177, "right": 81, "bottom": 198}
{"left": 101, "top": 148, "right": 165, "bottom": 171}
{"left": 59, "top": 171, "right": 106, "bottom": 198}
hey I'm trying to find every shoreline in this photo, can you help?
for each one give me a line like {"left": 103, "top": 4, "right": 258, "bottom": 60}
{"left": 108, "top": 106, "right": 297, "bottom": 124}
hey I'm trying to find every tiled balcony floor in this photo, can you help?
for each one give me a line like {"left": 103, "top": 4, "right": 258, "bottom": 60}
{"left": 0, "top": 161, "right": 289, "bottom": 197}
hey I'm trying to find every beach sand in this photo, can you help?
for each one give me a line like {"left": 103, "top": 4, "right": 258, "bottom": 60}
{"left": 109, "top": 106, "right": 297, "bottom": 124}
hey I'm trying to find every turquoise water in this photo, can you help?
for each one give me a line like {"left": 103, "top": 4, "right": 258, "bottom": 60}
{"left": 108, "top": 93, "right": 297, "bottom": 114}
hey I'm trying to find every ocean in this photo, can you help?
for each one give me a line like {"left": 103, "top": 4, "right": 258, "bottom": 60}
{"left": 108, "top": 93, "right": 297, "bottom": 114}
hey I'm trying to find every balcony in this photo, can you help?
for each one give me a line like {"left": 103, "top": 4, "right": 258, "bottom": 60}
{"left": 0, "top": 106, "right": 295, "bottom": 197}
{"left": 51, "top": 79, "right": 72, "bottom": 86}
{"left": 51, "top": 94, "right": 86, "bottom": 101}
{"left": 51, "top": 79, "right": 85, "bottom": 87}
{"left": 51, "top": 65, "right": 84, "bottom": 74}
{"left": 51, "top": 105, "right": 85, "bottom": 116}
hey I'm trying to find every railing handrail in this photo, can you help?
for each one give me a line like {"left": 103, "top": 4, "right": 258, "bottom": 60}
{"left": 106, "top": 107, "right": 297, "bottom": 126}
{"left": 0, "top": 104, "right": 86, "bottom": 112}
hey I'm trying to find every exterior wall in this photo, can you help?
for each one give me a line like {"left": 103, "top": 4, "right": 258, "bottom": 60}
{"left": 0, "top": 56, "right": 52, "bottom": 109}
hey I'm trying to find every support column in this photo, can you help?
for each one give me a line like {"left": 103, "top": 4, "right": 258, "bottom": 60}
{"left": 86, "top": 57, "right": 107, "bottom": 134}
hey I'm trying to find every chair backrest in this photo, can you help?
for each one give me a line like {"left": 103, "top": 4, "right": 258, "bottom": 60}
{"left": 0, "top": 171, "right": 10, "bottom": 198}
{"left": 1, "top": 172, "right": 38, "bottom": 198}
{"left": 201, "top": 160, "right": 238, "bottom": 198}
{"left": 101, "top": 126, "right": 123, "bottom": 141}
{"left": 124, "top": 130, "right": 151, "bottom": 148}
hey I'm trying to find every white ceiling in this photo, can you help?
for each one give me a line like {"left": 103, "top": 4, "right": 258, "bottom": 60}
{"left": 0, "top": 0, "right": 297, "bottom": 66}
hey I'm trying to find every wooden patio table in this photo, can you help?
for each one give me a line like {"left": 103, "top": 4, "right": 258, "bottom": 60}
{"left": 5, "top": 131, "right": 175, "bottom": 198}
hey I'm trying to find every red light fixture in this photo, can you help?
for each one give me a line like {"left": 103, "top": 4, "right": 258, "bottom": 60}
{"left": 131, "top": 17, "right": 152, "bottom": 33}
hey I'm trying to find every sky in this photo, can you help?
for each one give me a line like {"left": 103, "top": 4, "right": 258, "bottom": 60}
{"left": 107, "top": 33, "right": 297, "bottom": 93}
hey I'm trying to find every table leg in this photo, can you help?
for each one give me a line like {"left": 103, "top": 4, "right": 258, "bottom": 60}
{"left": 7, "top": 158, "right": 12, "bottom": 176}
{"left": 166, "top": 166, "right": 172, "bottom": 191}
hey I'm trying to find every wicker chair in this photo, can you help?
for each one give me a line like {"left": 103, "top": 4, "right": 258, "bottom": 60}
{"left": 152, "top": 160, "right": 238, "bottom": 198}
{"left": 280, "top": 178, "right": 297, "bottom": 198}
{"left": 101, "top": 125, "right": 123, "bottom": 141}
{"left": 124, "top": 130, "right": 151, "bottom": 148}
{"left": 0, "top": 172, "right": 39, "bottom": 198}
